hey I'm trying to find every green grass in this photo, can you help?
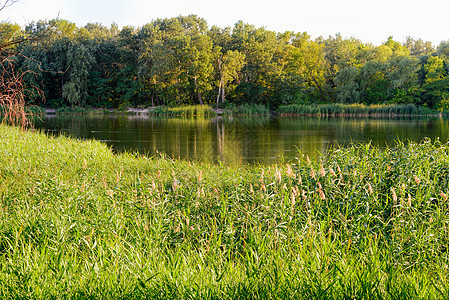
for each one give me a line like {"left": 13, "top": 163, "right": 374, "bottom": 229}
{"left": 277, "top": 103, "right": 437, "bottom": 116}
{"left": 0, "top": 124, "right": 449, "bottom": 298}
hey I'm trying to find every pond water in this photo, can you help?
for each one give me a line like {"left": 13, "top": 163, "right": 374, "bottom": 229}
{"left": 33, "top": 114, "right": 449, "bottom": 165}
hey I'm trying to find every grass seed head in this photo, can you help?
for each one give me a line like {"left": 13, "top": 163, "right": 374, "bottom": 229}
{"left": 414, "top": 175, "right": 420, "bottom": 185}
{"left": 392, "top": 188, "right": 397, "bottom": 204}
{"left": 286, "top": 164, "right": 295, "bottom": 178}
{"left": 368, "top": 183, "right": 373, "bottom": 194}
{"left": 320, "top": 165, "right": 326, "bottom": 177}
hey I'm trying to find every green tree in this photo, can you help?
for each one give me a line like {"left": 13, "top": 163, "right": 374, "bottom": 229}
{"left": 63, "top": 43, "right": 95, "bottom": 106}
{"left": 288, "top": 33, "right": 327, "bottom": 102}
{"left": 215, "top": 49, "right": 245, "bottom": 107}
{"left": 334, "top": 66, "right": 360, "bottom": 103}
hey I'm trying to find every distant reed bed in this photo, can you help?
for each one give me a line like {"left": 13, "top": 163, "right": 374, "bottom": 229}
{"left": 278, "top": 103, "right": 437, "bottom": 116}
{"left": 150, "top": 105, "right": 216, "bottom": 117}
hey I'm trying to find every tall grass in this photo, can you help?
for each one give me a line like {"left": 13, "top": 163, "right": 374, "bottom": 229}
{"left": 232, "top": 103, "right": 270, "bottom": 115}
{"left": 150, "top": 105, "right": 216, "bottom": 117}
{"left": 0, "top": 124, "right": 448, "bottom": 298}
{"left": 278, "top": 103, "right": 437, "bottom": 116}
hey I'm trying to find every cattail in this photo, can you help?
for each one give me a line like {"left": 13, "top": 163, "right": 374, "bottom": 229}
{"left": 311, "top": 169, "right": 316, "bottom": 179}
{"left": 407, "top": 194, "right": 412, "bottom": 206}
{"left": 306, "top": 155, "right": 311, "bottom": 166}
{"left": 249, "top": 183, "right": 254, "bottom": 193}
{"left": 198, "top": 170, "right": 203, "bottom": 183}
{"left": 298, "top": 173, "right": 303, "bottom": 185}
{"left": 440, "top": 191, "right": 448, "bottom": 201}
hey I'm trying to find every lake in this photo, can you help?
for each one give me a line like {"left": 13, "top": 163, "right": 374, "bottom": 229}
{"left": 33, "top": 114, "right": 449, "bottom": 165}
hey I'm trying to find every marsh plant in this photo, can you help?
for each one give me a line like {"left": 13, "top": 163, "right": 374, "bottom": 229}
{"left": 0, "top": 124, "right": 448, "bottom": 298}
{"left": 150, "top": 105, "right": 216, "bottom": 117}
{"left": 277, "top": 103, "right": 436, "bottom": 117}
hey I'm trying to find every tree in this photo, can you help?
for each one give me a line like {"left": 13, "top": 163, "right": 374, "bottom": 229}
{"left": 288, "top": 33, "right": 328, "bottom": 102}
{"left": 0, "top": 0, "right": 54, "bottom": 128}
{"left": 334, "top": 66, "right": 360, "bottom": 103}
{"left": 215, "top": 49, "right": 245, "bottom": 108}
{"left": 359, "top": 61, "right": 390, "bottom": 104}
{"left": 63, "top": 43, "right": 95, "bottom": 106}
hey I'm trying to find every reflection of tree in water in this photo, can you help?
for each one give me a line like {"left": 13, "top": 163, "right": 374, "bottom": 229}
{"left": 35, "top": 115, "right": 449, "bottom": 165}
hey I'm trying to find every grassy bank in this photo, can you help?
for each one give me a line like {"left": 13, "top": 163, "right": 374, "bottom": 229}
{"left": 277, "top": 103, "right": 438, "bottom": 117}
{"left": 0, "top": 125, "right": 449, "bottom": 298}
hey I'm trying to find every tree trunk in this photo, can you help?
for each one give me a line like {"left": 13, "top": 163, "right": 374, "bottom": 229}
{"left": 216, "top": 83, "right": 222, "bottom": 109}
{"left": 221, "top": 83, "right": 225, "bottom": 104}
{"left": 194, "top": 76, "right": 203, "bottom": 105}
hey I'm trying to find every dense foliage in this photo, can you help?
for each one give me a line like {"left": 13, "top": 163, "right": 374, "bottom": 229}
{"left": 1, "top": 124, "right": 449, "bottom": 298}
{"left": 2, "top": 15, "right": 449, "bottom": 110}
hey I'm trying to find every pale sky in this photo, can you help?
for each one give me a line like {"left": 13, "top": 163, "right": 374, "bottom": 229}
{"left": 2, "top": 0, "right": 448, "bottom": 46}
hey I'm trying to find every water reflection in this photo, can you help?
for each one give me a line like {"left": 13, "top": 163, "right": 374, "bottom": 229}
{"left": 33, "top": 115, "right": 449, "bottom": 165}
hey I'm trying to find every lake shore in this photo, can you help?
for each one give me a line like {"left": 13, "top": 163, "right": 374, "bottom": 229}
{"left": 35, "top": 103, "right": 447, "bottom": 118}
{"left": 0, "top": 124, "right": 448, "bottom": 298}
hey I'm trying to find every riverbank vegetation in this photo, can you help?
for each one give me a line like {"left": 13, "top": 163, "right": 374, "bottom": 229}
{"left": 3, "top": 15, "right": 449, "bottom": 112}
{"left": 277, "top": 103, "right": 437, "bottom": 116}
{"left": 0, "top": 124, "right": 448, "bottom": 298}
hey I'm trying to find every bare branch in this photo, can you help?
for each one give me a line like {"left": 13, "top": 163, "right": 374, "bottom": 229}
{"left": 0, "top": 2, "right": 58, "bottom": 129}
{"left": 0, "top": 0, "right": 19, "bottom": 12}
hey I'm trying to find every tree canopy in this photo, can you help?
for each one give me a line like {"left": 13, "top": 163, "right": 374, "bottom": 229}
{"left": 3, "top": 15, "right": 449, "bottom": 110}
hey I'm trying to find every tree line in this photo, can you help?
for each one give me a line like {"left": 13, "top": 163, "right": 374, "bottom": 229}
{"left": 2, "top": 15, "right": 449, "bottom": 110}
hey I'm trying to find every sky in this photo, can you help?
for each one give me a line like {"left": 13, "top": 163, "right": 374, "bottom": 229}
{"left": 1, "top": 0, "right": 448, "bottom": 46}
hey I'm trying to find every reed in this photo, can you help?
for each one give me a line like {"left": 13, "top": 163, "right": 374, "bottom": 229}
{"left": 0, "top": 124, "right": 448, "bottom": 298}
{"left": 232, "top": 103, "right": 270, "bottom": 115}
{"left": 278, "top": 103, "right": 437, "bottom": 116}
{"left": 150, "top": 105, "right": 216, "bottom": 117}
